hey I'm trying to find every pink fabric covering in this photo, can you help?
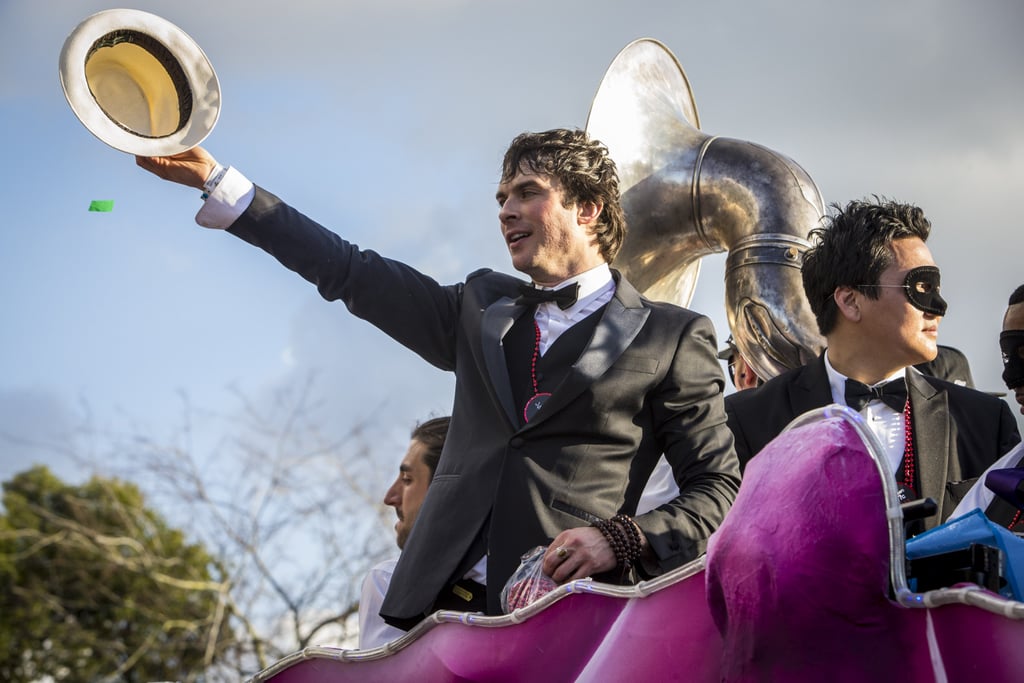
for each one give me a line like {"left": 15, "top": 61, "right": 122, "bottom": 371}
{"left": 261, "top": 569, "right": 725, "bottom": 683}
{"left": 706, "top": 417, "right": 918, "bottom": 681}
{"left": 259, "top": 415, "right": 1024, "bottom": 682}
{"left": 266, "top": 594, "right": 626, "bottom": 682}
{"left": 926, "top": 602, "right": 1024, "bottom": 680}
{"left": 574, "top": 566, "right": 723, "bottom": 682}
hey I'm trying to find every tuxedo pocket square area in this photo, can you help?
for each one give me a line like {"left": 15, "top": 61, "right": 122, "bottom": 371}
{"left": 610, "top": 354, "right": 660, "bottom": 375}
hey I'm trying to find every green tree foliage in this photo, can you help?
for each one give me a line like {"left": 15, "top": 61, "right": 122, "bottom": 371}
{"left": 0, "top": 466, "right": 233, "bottom": 682}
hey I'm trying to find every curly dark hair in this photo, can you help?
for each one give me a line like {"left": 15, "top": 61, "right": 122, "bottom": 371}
{"left": 802, "top": 197, "right": 932, "bottom": 336}
{"left": 410, "top": 416, "right": 450, "bottom": 480}
{"left": 501, "top": 128, "right": 626, "bottom": 264}
{"left": 1009, "top": 284, "right": 1024, "bottom": 307}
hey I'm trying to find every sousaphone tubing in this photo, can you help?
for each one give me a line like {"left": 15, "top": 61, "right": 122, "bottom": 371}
{"left": 587, "top": 38, "right": 826, "bottom": 379}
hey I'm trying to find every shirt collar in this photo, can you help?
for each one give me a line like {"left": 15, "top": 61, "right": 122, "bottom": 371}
{"left": 539, "top": 263, "right": 613, "bottom": 297}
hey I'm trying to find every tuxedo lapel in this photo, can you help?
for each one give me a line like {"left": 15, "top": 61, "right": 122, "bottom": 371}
{"left": 481, "top": 297, "right": 529, "bottom": 427}
{"left": 906, "top": 370, "right": 957, "bottom": 519}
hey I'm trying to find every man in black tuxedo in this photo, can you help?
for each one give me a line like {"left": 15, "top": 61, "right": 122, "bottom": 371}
{"left": 137, "top": 129, "right": 740, "bottom": 629}
{"left": 726, "top": 199, "right": 1019, "bottom": 530}
{"left": 950, "top": 284, "right": 1024, "bottom": 529}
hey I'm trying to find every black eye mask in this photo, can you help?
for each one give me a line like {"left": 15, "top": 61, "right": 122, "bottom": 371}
{"left": 903, "top": 266, "right": 947, "bottom": 316}
{"left": 1000, "top": 329, "right": 1024, "bottom": 390}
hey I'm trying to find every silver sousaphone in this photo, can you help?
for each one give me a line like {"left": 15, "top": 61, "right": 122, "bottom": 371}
{"left": 586, "top": 38, "right": 825, "bottom": 379}
{"left": 59, "top": 9, "right": 220, "bottom": 156}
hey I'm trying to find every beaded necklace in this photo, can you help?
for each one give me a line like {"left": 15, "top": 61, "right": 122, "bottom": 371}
{"left": 1010, "top": 510, "right": 1022, "bottom": 531}
{"left": 897, "top": 397, "right": 918, "bottom": 502}
{"left": 523, "top": 321, "right": 551, "bottom": 423}
{"left": 899, "top": 396, "right": 1022, "bottom": 530}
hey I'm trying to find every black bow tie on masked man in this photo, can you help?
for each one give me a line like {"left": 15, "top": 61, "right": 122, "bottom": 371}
{"left": 135, "top": 129, "right": 740, "bottom": 630}
{"left": 724, "top": 197, "right": 1019, "bottom": 533}
{"left": 844, "top": 377, "right": 907, "bottom": 413}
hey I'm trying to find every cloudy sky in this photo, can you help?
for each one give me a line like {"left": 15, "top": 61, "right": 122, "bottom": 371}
{"left": 2, "top": 0, "right": 1022, "bottom": 486}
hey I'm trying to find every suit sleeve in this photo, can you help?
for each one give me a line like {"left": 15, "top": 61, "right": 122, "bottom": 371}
{"left": 225, "top": 186, "right": 463, "bottom": 370}
{"left": 633, "top": 314, "right": 741, "bottom": 573}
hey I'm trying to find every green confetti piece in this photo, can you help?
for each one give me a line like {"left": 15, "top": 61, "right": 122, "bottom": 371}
{"left": 88, "top": 200, "right": 114, "bottom": 212}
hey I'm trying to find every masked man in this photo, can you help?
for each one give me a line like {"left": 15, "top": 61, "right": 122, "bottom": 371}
{"left": 726, "top": 199, "right": 1019, "bottom": 530}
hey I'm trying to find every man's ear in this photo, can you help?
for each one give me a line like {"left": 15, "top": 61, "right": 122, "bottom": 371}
{"left": 577, "top": 200, "right": 603, "bottom": 227}
{"left": 834, "top": 286, "right": 862, "bottom": 323}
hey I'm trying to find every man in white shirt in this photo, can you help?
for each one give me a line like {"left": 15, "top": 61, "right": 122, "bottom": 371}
{"left": 359, "top": 416, "right": 452, "bottom": 648}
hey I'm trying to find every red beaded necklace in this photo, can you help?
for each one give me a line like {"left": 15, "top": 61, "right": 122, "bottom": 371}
{"left": 523, "top": 321, "right": 552, "bottom": 423}
{"left": 899, "top": 395, "right": 1020, "bottom": 530}
{"left": 1009, "top": 510, "right": 1023, "bottom": 530}
{"left": 897, "top": 397, "right": 917, "bottom": 502}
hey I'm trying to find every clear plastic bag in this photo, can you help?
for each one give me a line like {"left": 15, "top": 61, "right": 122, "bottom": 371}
{"left": 501, "top": 545, "right": 559, "bottom": 613}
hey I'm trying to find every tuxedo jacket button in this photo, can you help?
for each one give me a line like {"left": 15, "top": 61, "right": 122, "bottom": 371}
{"left": 509, "top": 437, "right": 525, "bottom": 449}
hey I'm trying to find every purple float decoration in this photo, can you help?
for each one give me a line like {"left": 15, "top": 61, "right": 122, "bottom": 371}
{"left": 250, "top": 406, "right": 1024, "bottom": 683}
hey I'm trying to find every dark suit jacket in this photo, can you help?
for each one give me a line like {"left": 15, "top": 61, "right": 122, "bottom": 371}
{"left": 725, "top": 355, "right": 1020, "bottom": 527}
{"left": 228, "top": 187, "right": 741, "bottom": 624}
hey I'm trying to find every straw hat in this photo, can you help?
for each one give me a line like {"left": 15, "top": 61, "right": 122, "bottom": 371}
{"left": 59, "top": 9, "right": 220, "bottom": 156}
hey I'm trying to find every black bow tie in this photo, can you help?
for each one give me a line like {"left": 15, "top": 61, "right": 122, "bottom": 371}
{"left": 515, "top": 282, "right": 580, "bottom": 310}
{"left": 844, "top": 377, "right": 908, "bottom": 412}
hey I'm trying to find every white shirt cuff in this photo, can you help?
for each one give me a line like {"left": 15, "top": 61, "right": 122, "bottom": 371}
{"left": 195, "top": 166, "right": 255, "bottom": 229}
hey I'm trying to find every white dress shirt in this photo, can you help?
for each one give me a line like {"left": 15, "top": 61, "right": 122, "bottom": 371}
{"left": 823, "top": 351, "right": 908, "bottom": 475}
{"left": 951, "top": 441, "right": 1024, "bottom": 519}
{"left": 195, "top": 166, "right": 254, "bottom": 229}
{"left": 530, "top": 263, "right": 616, "bottom": 356}
{"left": 357, "top": 558, "right": 402, "bottom": 649}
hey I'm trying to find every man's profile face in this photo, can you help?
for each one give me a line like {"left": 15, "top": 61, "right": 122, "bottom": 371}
{"left": 495, "top": 170, "right": 604, "bottom": 286}
{"left": 855, "top": 237, "right": 942, "bottom": 368}
{"left": 1003, "top": 302, "right": 1024, "bottom": 415}
{"left": 383, "top": 439, "right": 433, "bottom": 550}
